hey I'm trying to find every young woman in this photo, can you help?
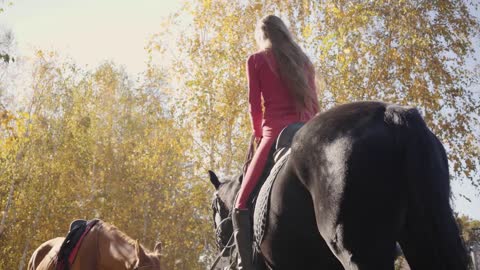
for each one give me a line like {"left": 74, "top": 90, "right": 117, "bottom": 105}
{"left": 232, "top": 15, "right": 319, "bottom": 269}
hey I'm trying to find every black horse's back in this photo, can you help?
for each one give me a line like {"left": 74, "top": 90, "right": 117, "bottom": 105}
{"left": 290, "top": 101, "right": 467, "bottom": 269}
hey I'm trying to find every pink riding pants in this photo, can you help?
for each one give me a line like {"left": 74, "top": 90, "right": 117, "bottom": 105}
{"left": 235, "top": 118, "right": 299, "bottom": 209}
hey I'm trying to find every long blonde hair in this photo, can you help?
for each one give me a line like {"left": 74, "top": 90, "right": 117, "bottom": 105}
{"left": 255, "top": 15, "right": 318, "bottom": 114}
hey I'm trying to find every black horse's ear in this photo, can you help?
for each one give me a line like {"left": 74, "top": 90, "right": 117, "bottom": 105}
{"left": 208, "top": 170, "right": 221, "bottom": 189}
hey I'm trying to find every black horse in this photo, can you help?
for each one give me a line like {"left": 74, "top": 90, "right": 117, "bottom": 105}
{"left": 209, "top": 101, "right": 468, "bottom": 270}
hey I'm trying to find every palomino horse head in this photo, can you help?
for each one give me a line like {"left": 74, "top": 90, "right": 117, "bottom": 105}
{"left": 208, "top": 170, "right": 241, "bottom": 254}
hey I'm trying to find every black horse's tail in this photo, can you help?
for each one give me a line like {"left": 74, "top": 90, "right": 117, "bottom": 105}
{"left": 388, "top": 105, "right": 469, "bottom": 269}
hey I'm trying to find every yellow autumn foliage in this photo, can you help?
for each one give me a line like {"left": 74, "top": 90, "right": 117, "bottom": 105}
{"left": 1, "top": 1, "right": 479, "bottom": 269}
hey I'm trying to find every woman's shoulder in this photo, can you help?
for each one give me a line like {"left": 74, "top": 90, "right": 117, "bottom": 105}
{"left": 247, "top": 51, "right": 268, "bottom": 67}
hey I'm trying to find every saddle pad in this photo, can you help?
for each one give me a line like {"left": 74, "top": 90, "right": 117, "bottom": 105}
{"left": 253, "top": 149, "right": 290, "bottom": 253}
{"left": 57, "top": 219, "right": 99, "bottom": 270}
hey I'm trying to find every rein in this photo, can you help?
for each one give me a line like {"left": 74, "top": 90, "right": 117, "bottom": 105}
{"left": 209, "top": 233, "right": 234, "bottom": 270}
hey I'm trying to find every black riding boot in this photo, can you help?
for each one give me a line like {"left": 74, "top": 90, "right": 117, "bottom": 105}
{"left": 232, "top": 208, "right": 254, "bottom": 270}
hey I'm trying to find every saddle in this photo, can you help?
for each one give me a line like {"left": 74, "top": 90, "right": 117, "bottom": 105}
{"left": 56, "top": 219, "right": 99, "bottom": 270}
{"left": 247, "top": 123, "right": 304, "bottom": 255}
{"left": 273, "top": 122, "right": 304, "bottom": 162}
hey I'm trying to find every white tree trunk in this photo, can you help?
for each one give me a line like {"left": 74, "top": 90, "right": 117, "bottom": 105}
{"left": 0, "top": 179, "right": 15, "bottom": 236}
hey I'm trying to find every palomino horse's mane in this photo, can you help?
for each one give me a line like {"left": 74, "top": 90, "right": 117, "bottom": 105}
{"left": 97, "top": 220, "right": 158, "bottom": 254}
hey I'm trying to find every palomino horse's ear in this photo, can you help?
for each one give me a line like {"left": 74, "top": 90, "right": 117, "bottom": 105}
{"left": 154, "top": 241, "right": 162, "bottom": 254}
{"left": 135, "top": 240, "right": 148, "bottom": 263}
{"left": 208, "top": 170, "right": 221, "bottom": 189}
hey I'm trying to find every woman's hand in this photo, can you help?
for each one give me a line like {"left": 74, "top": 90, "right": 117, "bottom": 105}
{"left": 254, "top": 136, "right": 262, "bottom": 147}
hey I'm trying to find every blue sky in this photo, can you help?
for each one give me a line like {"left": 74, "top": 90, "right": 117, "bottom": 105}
{"left": 1, "top": 0, "right": 479, "bottom": 219}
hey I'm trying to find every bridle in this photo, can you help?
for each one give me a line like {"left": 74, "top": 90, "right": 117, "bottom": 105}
{"left": 211, "top": 192, "right": 229, "bottom": 228}
{"left": 210, "top": 192, "right": 236, "bottom": 270}
{"left": 211, "top": 192, "right": 234, "bottom": 248}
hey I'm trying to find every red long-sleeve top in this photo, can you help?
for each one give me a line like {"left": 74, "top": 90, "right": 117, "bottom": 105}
{"left": 246, "top": 51, "right": 318, "bottom": 138}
